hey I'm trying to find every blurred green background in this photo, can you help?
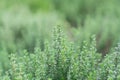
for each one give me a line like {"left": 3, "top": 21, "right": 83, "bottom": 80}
{"left": 0, "top": 0, "right": 120, "bottom": 72}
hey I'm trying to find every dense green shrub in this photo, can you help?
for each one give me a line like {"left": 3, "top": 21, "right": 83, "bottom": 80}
{"left": 0, "top": 1, "right": 120, "bottom": 79}
{"left": 0, "top": 26, "right": 120, "bottom": 80}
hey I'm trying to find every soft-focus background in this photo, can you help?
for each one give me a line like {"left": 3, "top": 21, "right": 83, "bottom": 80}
{"left": 0, "top": 0, "right": 120, "bottom": 73}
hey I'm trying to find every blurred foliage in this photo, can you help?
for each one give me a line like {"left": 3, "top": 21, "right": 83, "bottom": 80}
{"left": 53, "top": 0, "right": 104, "bottom": 27}
{"left": 52, "top": 0, "right": 120, "bottom": 54}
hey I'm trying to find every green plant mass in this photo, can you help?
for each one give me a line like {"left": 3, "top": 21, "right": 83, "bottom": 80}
{"left": 0, "top": 26, "right": 120, "bottom": 80}
{"left": 0, "top": 0, "right": 120, "bottom": 80}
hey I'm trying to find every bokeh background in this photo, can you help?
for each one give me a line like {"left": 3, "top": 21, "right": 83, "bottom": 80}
{"left": 0, "top": 0, "right": 120, "bottom": 73}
